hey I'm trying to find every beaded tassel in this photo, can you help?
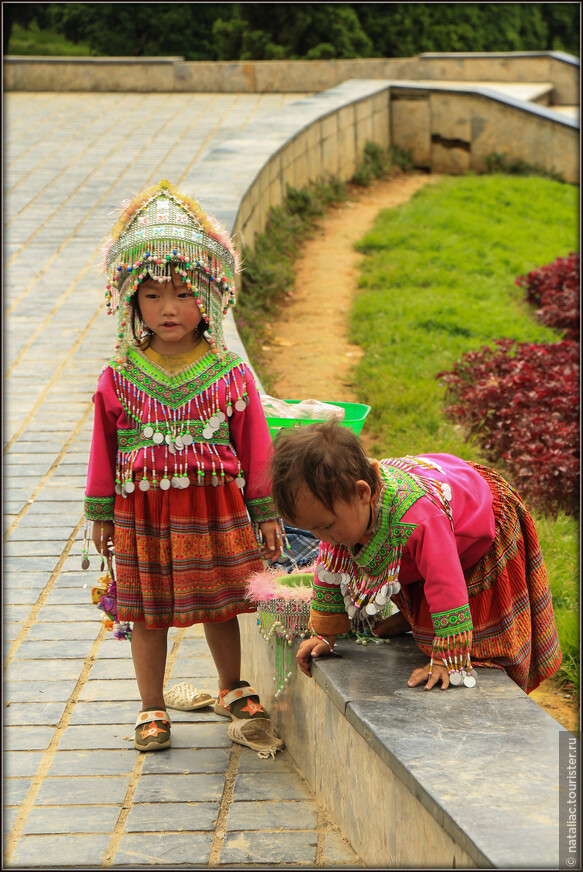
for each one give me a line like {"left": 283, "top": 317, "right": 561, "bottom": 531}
{"left": 256, "top": 601, "right": 310, "bottom": 697}
{"left": 430, "top": 631, "right": 476, "bottom": 687}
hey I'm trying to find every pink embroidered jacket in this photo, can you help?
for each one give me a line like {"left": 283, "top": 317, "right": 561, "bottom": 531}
{"left": 84, "top": 345, "right": 277, "bottom": 525}
{"left": 310, "top": 454, "right": 495, "bottom": 638}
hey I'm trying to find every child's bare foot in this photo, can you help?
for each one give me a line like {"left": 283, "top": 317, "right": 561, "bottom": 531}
{"left": 373, "top": 610, "right": 411, "bottom": 638}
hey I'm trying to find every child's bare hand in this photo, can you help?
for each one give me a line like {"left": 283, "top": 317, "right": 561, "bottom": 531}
{"left": 92, "top": 521, "right": 114, "bottom": 558}
{"left": 296, "top": 636, "right": 336, "bottom": 677}
{"left": 258, "top": 520, "right": 283, "bottom": 561}
{"left": 407, "top": 661, "right": 450, "bottom": 690}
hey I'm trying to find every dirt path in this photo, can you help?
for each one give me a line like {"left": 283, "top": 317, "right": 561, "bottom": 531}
{"left": 266, "top": 172, "right": 443, "bottom": 403}
{"left": 268, "top": 170, "right": 578, "bottom": 733}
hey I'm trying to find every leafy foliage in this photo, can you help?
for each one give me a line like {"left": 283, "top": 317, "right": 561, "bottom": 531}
{"left": 483, "top": 152, "right": 566, "bottom": 183}
{"left": 437, "top": 339, "right": 579, "bottom": 515}
{"left": 437, "top": 251, "right": 580, "bottom": 516}
{"left": 515, "top": 252, "right": 580, "bottom": 341}
{"left": 7, "top": 3, "right": 580, "bottom": 59}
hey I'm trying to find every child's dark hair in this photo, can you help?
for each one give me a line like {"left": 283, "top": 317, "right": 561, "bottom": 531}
{"left": 269, "top": 420, "right": 378, "bottom": 523}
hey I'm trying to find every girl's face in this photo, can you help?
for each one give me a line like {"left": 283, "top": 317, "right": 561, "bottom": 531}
{"left": 291, "top": 481, "right": 372, "bottom": 548}
{"left": 137, "top": 270, "right": 203, "bottom": 355}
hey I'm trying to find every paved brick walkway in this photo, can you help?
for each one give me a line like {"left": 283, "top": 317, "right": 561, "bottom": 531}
{"left": 4, "top": 92, "right": 360, "bottom": 868}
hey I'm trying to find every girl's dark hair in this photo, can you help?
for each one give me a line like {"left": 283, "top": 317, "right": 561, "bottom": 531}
{"left": 269, "top": 420, "right": 378, "bottom": 523}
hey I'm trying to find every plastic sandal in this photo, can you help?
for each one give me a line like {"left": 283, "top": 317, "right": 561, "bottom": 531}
{"left": 134, "top": 709, "right": 171, "bottom": 752}
{"left": 227, "top": 717, "right": 284, "bottom": 758}
{"left": 164, "top": 682, "right": 216, "bottom": 712}
{"left": 214, "top": 680, "right": 268, "bottom": 720}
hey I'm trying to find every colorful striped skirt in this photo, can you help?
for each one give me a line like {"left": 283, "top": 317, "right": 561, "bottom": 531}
{"left": 392, "top": 463, "right": 562, "bottom": 693}
{"left": 113, "top": 476, "right": 263, "bottom": 629}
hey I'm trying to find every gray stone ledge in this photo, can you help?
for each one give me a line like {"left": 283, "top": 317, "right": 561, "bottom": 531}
{"left": 4, "top": 55, "right": 183, "bottom": 64}
{"left": 419, "top": 50, "right": 580, "bottom": 66}
{"left": 240, "top": 616, "right": 566, "bottom": 868}
{"left": 385, "top": 79, "right": 579, "bottom": 129}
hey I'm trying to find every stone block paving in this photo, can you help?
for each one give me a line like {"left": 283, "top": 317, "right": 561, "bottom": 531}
{"left": 4, "top": 92, "right": 361, "bottom": 868}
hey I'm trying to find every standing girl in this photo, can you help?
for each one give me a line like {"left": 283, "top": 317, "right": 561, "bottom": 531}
{"left": 85, "top": 180, "right": 282, "bottom": 751}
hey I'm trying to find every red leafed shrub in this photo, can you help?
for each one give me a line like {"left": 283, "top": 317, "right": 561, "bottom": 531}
{"left": 515, "top": 252, "right": 580, "bottom": 341}
{"left": 437, "top": 339, "right": 579, "bottom": 515}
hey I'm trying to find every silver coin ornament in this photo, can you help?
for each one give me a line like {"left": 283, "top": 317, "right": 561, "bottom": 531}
{"left": 168, "top": 442, "right": 176, "bottom": 455}
{"left": 203, "top": 427, "right": 213, "bottom": 439}
{"left": 160, "top": 478, "right": 171, "bottom": 491}
{"left": 171, "top": 475, "right": 181, "bottom": 488}
{"left": 347, "top": 605, "right": 357, "bottom": 618}
{"left": 115, "top": 483, "right": 123, "bottom": 495}
{"left": 209, "top": 415, "right": 220, "bottom": 429}
{"left": 449, "top": 671, "right": 463, "bottom": 686}
{"left": 211, "top": 474, "right": 219, "bottom": 487}
{"left": 81, "top": 558, "right": 90, "bottom": 570}
{"left": 124, "top": 480, "right": 135, "bottom": 494}
{"left": 227, "top": 404, "right": 233, "bottom": 417}
{"left": 174, "top": 436, "right": 184, "bottom": 450}
{"left": 217, "top": 411, "right": 226, "bottom": 423}
{"left": 165, "top": 434, "right": 173, "bottom": 445}
{"left": 235, "top": 398, "right": 246, "bottom": 412}
{"left": 391, "top": 581, "right": 401, "bottom": 595}
{"left": 463, "top": 674, "right": 477, "bottom": 688}
{"left": 182, "top": 433, "right": 193, "bottom": 446}
{"left": 179, "top": 477, "right": 190, "bottom": 489}
{"left": 139, "top": 479, "right": 150, "bottom": 492}
{"left": 153, "top": 431, "right": 164, "bottom": 444}
{"left": 235, "top": 475, "right": 246, "bottom": 489}
{"left": 365, "top": 602, "right": 378, "bottom": 616}
{"left": 143, "top": 425, "right": 154, "bottom": 438}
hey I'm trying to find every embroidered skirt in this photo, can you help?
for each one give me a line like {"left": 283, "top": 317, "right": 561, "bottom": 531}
{"left": 392, "top": 463, "right": 562, "bottom": 693}
{"left": 113, "top": 476, "right": 262, "bottom": 629}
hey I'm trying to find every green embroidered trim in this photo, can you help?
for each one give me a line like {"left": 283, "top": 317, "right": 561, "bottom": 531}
{"left": 110, "top": 347, "right": 244, "bottom": 409}
{"left": 432, "top": 604, "right": 473, "bottom": 637}
{"left": 117, "top": 420, "right": 230, "bottom": 451}
{"left": 84, "top": 495, "right": 115, "bottom": 521}
{"left": 353, "top": 466, "right": 425, "bottom": 578}
{"left": 247, "top": 496, "right": 278, "bottom": 524}
{"left": 311, "top": 583, "right": 346, "bottom": 614}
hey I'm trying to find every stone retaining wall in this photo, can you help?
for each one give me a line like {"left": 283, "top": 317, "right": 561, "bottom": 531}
{"left": 240, "top": 615, "right": 564, "bottom": 868}
{"left": 4, "top": 51, "right": 579, "bottom": 104}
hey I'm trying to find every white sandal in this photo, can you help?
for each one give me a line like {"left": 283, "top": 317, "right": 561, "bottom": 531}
{"left": 227, "top": 717, "right": 284, "bottom": 758}
{"left": 164, "top": 682, "right": 216, "bottom": 712}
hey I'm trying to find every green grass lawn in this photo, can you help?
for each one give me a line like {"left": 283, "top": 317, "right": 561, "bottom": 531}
{"left": 351, "top": 172, "right": 579, "bottom": 692}
{"left": 8, "top": 22, "right": 92, "bottom": 56}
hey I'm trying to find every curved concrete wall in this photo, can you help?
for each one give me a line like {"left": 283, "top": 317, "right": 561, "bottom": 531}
{"left": 4, "top": 51, "right": 580, "bottom": 104}
{"left": 191, "top": 76, "right": 577, "bottom": 373}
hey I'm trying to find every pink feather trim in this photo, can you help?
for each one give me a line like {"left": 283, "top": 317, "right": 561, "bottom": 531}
{"left": 245, "top": 565, "right": 316, "bottom": 604}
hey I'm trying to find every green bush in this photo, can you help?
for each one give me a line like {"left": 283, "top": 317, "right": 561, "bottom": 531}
{"left": 7, "top": 3, "right": 579, "bottom": 59}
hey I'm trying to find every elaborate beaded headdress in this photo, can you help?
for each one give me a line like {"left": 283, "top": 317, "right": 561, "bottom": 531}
{"left": 102, "top": 179, "right": 239, "bottom": 362}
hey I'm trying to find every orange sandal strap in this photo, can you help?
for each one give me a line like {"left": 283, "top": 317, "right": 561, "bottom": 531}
{"left": 219, "top": 686, "right": 259, "bottom": 709}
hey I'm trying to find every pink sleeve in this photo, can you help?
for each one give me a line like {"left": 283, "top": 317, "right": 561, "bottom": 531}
{"left": 403, "top": 512, "right": 471, "bottom": 615}
{"left": 84, "top": 367, "right": 125, "bottom": 520}
{"left": 228, "top": 365, "right": 278, "bottom": 523}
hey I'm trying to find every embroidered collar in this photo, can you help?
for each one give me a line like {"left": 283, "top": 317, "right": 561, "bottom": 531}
{"left": 348, "top": 461, "right": 425, "bottom": 579}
